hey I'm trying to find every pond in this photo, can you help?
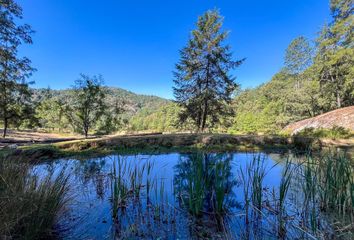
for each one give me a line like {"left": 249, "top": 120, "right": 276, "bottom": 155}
{"left": 33, "top": 150, "right": 353, "bottom": 239}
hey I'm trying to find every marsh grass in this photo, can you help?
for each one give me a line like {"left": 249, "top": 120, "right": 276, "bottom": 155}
{"left": 108, "top": 156, "right": 182, "bottom": 239}
{"left": 318, "top": 152, "right": 353, "bottom": 215}
{"left": 276, "top": 157, "right": 293, "bottom": 239}
{"left": 0, "top": 158, "right": 70, "bottom": 239}
{"left": 277, "top": 151, "right": 354, "bottom": 239}
{"left": 240, "top": 154, "right": 268, "bottom": 223}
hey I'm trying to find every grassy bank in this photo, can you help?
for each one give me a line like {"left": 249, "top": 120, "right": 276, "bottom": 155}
{"left": 1, "top": 133, "right": 353, "bottom": 162}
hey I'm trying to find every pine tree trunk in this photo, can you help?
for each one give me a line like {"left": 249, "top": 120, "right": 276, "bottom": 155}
{"left": 201, "top": 57, "right": 210, "bottom": 132}
{"left": 3, "top": 117, "right": 8, "bottom": 138}
{"left": 201, "top": 100, "right": 208, "bottom": 132}
{"left": 336, "top": 90, "right": 341, "bottom": 108}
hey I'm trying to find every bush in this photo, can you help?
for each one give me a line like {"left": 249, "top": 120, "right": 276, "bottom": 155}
{"left": 294, "top": 126, "right": 353, "bottom": 139}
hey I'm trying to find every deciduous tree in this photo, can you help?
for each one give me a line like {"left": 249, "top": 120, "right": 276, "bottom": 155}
{"left": 67, "top": 74, "right": 106, "bottom": 138}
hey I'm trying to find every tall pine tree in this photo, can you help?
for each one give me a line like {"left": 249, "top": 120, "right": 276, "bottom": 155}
{"left": 173, "top": 10, "right": 244, "bottom": 132}
{"left": 0, "top": 0, "right": 35, "bottom": 137}
{"left": 315, "top": 0, "right": 353, "bottom": 108}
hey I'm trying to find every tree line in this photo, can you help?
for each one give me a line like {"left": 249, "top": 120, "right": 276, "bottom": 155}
{"left": 1, "top": 0, "right": 353, "bottom": 138}
{"left": 133, "top": 1, "right": 354, "bottom": 134}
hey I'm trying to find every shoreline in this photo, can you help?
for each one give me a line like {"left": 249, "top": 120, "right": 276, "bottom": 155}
{"left": 2, "top": 133, "right": 353, "bottom": 162}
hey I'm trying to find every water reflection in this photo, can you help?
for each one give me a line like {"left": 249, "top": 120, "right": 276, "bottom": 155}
{"left": 32, "top": 150, "right": 353, "bottom": 239}
{"left": 174, "top": 152, "right": 238, "bottom": 238}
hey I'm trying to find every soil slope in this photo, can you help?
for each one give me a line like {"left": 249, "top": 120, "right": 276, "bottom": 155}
{"left": 284, "top": 106, "right": 354, "bottom": 134}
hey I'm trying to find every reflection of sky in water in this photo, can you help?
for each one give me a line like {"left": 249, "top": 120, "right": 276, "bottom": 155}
{"left": 32, "top": 152, "right": 290, "bottom": 239}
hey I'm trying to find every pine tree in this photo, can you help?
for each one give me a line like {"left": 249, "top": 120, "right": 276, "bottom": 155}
{"left": 173, "top": 10, "right": 244, "bottom": 132}
{"left": 315, "top": 0, "right": 353, "bottom": 108}
{"left": 0, "top": 0, "right": 35, "bottom": 137}
{"left": 284, "top": 36, "right": 314, "bottom": 89}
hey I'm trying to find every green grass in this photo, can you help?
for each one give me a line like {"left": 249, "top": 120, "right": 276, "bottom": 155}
{"left": 0, "top": 158, "right": 70, "bottom": 239}
{"left": 294, "top": 126, "right": 353, "bottom": 140}
{"left": 277, "top": 158, "right": 293, "bottom": 239}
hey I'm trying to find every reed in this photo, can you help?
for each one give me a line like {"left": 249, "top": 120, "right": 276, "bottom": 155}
{"left": 317, "top": 152, "right": 353, "bottom": 215}
{"left": 0, "top": 158, "right": 70, "bottom": 239}
{"left": 110, "top": 157, "right": 129, "bottom": 219}
{"left": 277, "top": 157, "right": 293, "bottom": 239}
{"left": 239, "top": 154, "right": 267, "bottom": 224}
{"left": 240, "top": 164, "right": 251, "bottom": 225}
{"left": 251, "top": 155, "right": 267, "bottom": 211}
{"left": 300, "top": 155, "right": 319, "bottom": 233}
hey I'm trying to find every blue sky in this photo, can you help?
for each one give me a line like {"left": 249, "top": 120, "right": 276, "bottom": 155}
{"left": 19, "top": 0, "right": 330, "bottom": 99}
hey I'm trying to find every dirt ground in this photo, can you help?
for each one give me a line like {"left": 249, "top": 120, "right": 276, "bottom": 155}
{"left": 0, "top": 130, "right": 81, "bottom": 148}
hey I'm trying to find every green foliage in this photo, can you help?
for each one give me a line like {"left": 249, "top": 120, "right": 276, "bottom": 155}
{"left": 314, "top": 0, "right": 354, "bottom": 108}
{"left": 230, "top": 71, "right": 311, "bottom": 134}
{"left": 294, "top": 126, "right": 353, "bottom": 139}
{"left": 284, "top": 36, "right": 314, "bottom": 75}
{"left": 129, "top": 103, "right": 183, "bottom": 132}
{"left": 31, "top": 86, "right": 168, "bottom": 135}
{"left": 65, "top": 74, "right": 106, "bottom": 138}
{"left": 35, "top": 89, "right": 71, "bottom": 132}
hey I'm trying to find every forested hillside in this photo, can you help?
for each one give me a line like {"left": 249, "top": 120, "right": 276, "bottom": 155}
{"left": 31, "top": 86, "right": 170, "bottom": 134}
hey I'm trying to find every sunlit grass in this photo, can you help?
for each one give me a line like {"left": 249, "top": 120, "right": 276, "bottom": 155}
{"left": 0, "top": 158, "right": 70, "bottom": 239}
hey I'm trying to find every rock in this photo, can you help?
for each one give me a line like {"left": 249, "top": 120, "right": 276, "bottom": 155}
{"left": 284, "top": 106, "right": 354, "bottom": 135}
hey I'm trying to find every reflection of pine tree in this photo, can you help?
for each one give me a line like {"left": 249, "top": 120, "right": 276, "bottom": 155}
{"left": 173, "top": 152, "right": 237, "bottom": 216}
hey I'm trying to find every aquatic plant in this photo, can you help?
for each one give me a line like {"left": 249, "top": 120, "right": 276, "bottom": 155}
{"left": 110, "top": 157, "right": 129, "bottom": 218}
{"left": 277, "top": 157, "right": 293, "bottom": 239}
{"left": 318, "top": 152, "right": 353, "bottom": 215}
{"left": 240, "top": 154, "right": 267, "bottom": 224}
{"left": 251, "top": 155, "right": 267, "bottom": 211}
{"left": 300, "top": 155, "right": 319, "bottom": 233}
{"left": 239, "top": 163, "right": 251, "bottom": 225}
{"left": 0, "top": 158, "right": 70, "bottom": 239}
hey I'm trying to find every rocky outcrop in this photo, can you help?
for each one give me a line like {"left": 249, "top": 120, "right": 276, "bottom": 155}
{"left": 284, "top": 106, "right": 354, "bottom": 134}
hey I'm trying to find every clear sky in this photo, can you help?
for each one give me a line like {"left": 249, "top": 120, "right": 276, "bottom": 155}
{"left": 18, "top": 0, "right": 330, "bottom": 99}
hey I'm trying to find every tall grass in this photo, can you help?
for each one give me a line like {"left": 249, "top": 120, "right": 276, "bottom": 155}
{"left": 301, "top": 156, "right": 318, "bottom": 233}
{"left": 291, "top": 151, "right": 353, "bottom": 238}
{"left": 213, "top": 158, "right": 229, "bottom": 214}
{"left": 0, "top": 158, "right": 70, "bottom": 239}
{"left": 110, "top": 157, "right": 129, "bottom": 218}
{"left": 318, "top": 152, "right": 353, "bottom": 215}
{"left": 240, "top": 154, "right": 267, "bottom": 222}
{"left": 277, "top": 158, "right": 293, "bottom": 239}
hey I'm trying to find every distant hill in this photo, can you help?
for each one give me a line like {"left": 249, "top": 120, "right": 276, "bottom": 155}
{"left": 284, "top": 106, "right": 354, "bottom": 134}
{"left": 32, "top": 87, "right": 170, "bottom": 118}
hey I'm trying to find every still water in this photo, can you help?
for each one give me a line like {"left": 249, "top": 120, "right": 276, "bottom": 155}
{"left": 33, "top": 151, "right": 351, "bottom": 239}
